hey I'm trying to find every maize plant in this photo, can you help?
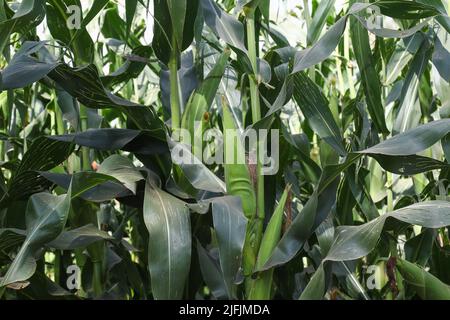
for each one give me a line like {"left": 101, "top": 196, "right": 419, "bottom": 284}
{"left": 0, "top": 0, "right": 450, "bottom": 301}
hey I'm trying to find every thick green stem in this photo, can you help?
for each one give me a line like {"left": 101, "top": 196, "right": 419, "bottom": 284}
{"left": 92, "top": 261, "right": 103, "bottom": 297}
{"left": 79, "top": 105, "right": 102, "bottom": 296}
{"left": 246, "top": 11, "right": 265, "bottom": 221}
{"left": 79, "top": 108, "right": 105, "bottom": 294}
{"left": 244, "top": 10, "right": 266, "bottom": 298}
{"left": 79, "top": 105, "right": 90, "bottom": 170}
{"left": 249, "top": 270, "right": 274, "bottom": 300}
{"left": 169, "top": 34, "right": 181, "bottom": 131}
{"left": 246, "top": 13, "right": 261, "bottom": 123}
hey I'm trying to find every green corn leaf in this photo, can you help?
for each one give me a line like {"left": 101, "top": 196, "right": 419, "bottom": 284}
{"left": 80, "top": 0, "right": 109, "bottom": 29}
{"left": 39, "top": 171, "right": 131, "bottom": 203}
{"left": 200, "top": 0, "right": 271, "bottom": 83}
{"left": 404, "top": 229, "right": 435, "bottom": 266}
{"left": 0, "top": 41, "right": 59, "bottom": 91}
{"left": 361, "top": 119, "right": 450, "bottom": 156}
{"left": 153, "top": 0, "right": 198, "bottom": 64}
{"left": 212, "top": 196, "right": 248, "bottom": 299}
{"left": 260, "top": 178, "right": 338, "bottom": 271}
{"left": 299, "top": 201, "right": 450, "bottom": 299}
{"left": 385, "top": 33, "right": 424, "bottom": 85}
{"left": 1, "top": 0, "right": 450, "bottom": 302}
{"left": 375, "top": 0, "right": 441, "bottom": 19}
{"left": 307, "top": 0, "right": 336, "bottom": 45}
{"left": 51, "top": 129, "right": 168, "bottom": 155}
{"left": 350, "top": 6, "right": 389, "bottom": 134}
{"left": 167, "top": 0, "right": 187, "bottom": 48}
{"left": 292, "top": 72, "right": 346, "bottom": 156}
{"left": 255, "top": 186, "right": 291, "bottom": 270}
{"left": 0, "top": 229, "right": 26, "bottom": 264}
{"left": 125, "top": 0, "right": 138, "bottom": 38}
{"left": 97, "top": 155, "right": 144, "bottom": 194}
{"left": 167, "top": 137, "right": 227, "bottom": 193}
{"left": 396, "top": 258, "right": 450, "bottom": 300}
{"left": 0, "top": 0, "right": 46, "bottom": 54}
{"left": 299, "top": 264, "right": 328, "bottom": 300}
{"left": 261, "top": 119, "right": 450, "bottom": 272}
{"left": 101, "top": 45, "right": 153, "bottom": 87}
{"left": 0, "top": 137, "right": 74, "bottom": 208}
{"left": 143, "top": 179, "right": 191, "bottom": 300}
{"left": 46, "top": 0, "right": 94, "bottom": 64}
{"left": 181, "top": 48, "right": 231, "bottom": 150}
{"left": 196, "top": 240, "right": 228, "bottom": 300}
{"left": 292, "top": 1, "right": 441, "bottom": 75}
{"left": 249, "top": 186, "right": 290, "bottom": 299}
{"left": 0, "top": 186, "right": 72, "bottom": 288}
{"left": 394, "top": 39, "right": 433, "bottom": 134}
{"left": 48, "top": 224, "right": 115, "bottom": 251}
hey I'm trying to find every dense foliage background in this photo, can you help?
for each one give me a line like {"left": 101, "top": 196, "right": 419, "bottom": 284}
{"left": 0, "top": 0, "right": 450, "bottom": 300}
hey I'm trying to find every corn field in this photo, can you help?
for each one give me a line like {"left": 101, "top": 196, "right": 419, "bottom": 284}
{"left": 0, "top": 0, "right": 450, "bottom": 301}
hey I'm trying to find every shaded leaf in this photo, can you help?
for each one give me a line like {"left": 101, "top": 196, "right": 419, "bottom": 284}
{"left": 143, "top": 180, "right": 191, "bottom": 300}
{"left": 0, "top": 187, "right": 72, "bottom": 287}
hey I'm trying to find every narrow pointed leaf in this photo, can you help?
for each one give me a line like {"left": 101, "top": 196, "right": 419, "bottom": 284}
{"left": 292, "top": 72, "right": 346, "bottom": 156}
